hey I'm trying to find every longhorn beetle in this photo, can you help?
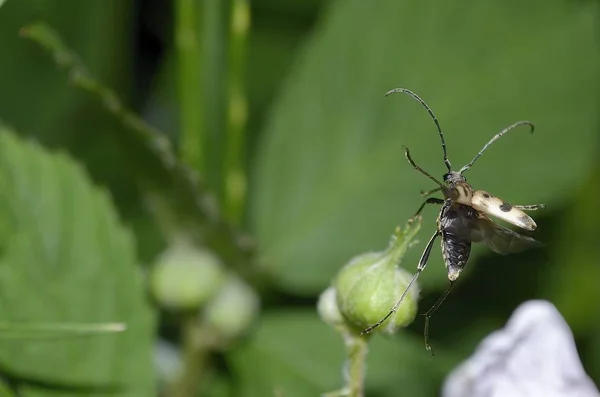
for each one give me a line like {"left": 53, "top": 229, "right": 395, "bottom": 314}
{"left": 361, "top": 88, "right": 545, "bottom": 353}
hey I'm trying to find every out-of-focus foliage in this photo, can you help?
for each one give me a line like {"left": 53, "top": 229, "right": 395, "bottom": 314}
{"left": 228, "top": 310, "right": 450, "bottom": 397}
{"left": 251, "top": 0, "right": 599, "bottom": 294}
{"left": 0, "top": 0, "right": 598, "bottom": 396}
{"left": 0, "top": 380, "right": 14, "bottom": 397}
{"left": 0, "top": 0, "right": 132, "bottom": 142}
{"left": 0, "top": 127, "right": 154, "bottom": 395}
{"left": 543, "top": 161, "right": 600, "bottom": 333}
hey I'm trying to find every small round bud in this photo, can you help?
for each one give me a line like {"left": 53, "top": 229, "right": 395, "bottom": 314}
{"left": 150, "top": 242, "right": 226, "bottom": 310}
{"left": 317, "top": 286, "right": 346, "bottom": 329}
{"left": 334, "top": 251, "right": 419, "bottom": 334}
{"left": 203, "top": 276, "right": 260, "bottom": 341}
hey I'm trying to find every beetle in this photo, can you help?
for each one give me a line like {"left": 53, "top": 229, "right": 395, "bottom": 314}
{"left": 361, "top": 88, "right": 544, "bottom": 353}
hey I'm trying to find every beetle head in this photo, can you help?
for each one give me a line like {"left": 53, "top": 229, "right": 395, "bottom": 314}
{"left": 443, "top": 171, "right": 466, "bottom": 186}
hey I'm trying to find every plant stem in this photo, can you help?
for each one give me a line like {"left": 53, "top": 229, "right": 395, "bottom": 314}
{"left": 324, "top": 333, "right": 369, "bottom": 396}
{"left": 202, "top": 0, "right": 229, "bottom": 200}
{"left": 223, "top": 0, "right": 250, "bottom": 225}
{"left": 176, "top": 0, "right": 204, "bottom": 172}
{"left": 345, "top": 335, "right": 368, "bottom": 397}
{"left": 168, "top": 316, "right": 210, "bottom": 397}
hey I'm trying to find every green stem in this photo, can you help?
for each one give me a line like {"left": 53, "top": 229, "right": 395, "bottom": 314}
{"left": 176, "top": 0, "right": 204, "bottom": 172}
{"left": 324, "top": 332, "right": 369, "bottom": 397}
{"left": 223, "top": 0, "right": 250, "bottom": 225}
{"left": 345, "top": 335, "right": 368, "bottom": 397}
{"left": 202, "top": 0, "right": 229, "bottom": 200}
{"left": 168, "top": 316, "right": 210, "bottom": 397}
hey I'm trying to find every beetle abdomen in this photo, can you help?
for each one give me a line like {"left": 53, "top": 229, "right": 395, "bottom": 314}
{"left": 438, "top": 202, "right": 477, "bottom": 281}
{"left": 441, "top": 234, "right": 471, "bottom": 281}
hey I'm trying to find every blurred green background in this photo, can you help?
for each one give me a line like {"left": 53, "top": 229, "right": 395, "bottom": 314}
{"left": 0, "top": 0, "right": 599, "bottom": 396}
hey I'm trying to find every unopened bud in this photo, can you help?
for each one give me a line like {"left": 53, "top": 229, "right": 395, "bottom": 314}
{"left": 150, "top": 242, "right": 226, "bottom": 310}
{"left": 203, "top": 276, "right": 260, "bottom": 341}
{"left": 317, "top": 286, "right": 346, "bottom": 329}
{"left": 333, "top": 219, "right": 422, "bottom": 334}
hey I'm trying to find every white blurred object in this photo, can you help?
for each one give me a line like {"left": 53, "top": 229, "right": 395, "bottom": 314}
{"left": 443, "top": 300, "right": 600, "bottom": 397}
{"left": 155, "top": 339, "right": 183, "bottom": 387}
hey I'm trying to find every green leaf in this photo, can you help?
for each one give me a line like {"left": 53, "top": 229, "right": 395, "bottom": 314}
{"left": 250, "top": 0, "right": 600, "bottom": 294}
{"left": 0, "top": 380, "right": 15, "bottom": 397}
{"left": 543, "top": 161, "right": 600, "bottom": 333}
{"left": 228, "top": 310, "right": 454, "bottom": 397}
{"left": 0, "top": 0, "right": 7, "bottom": 11}
{"left": 0, "top": 127, "right": 154, "bottom": 396}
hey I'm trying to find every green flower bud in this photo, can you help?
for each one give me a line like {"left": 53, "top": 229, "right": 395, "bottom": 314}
{"left": 203, "top": 275, "right": 260, "bottom": 342}
{"left": 317, "top": 286, "right": 346, "bottom": 329}
{"left": 334, "top": 219, "right": 422, "bottom": 335}
{"left": 150, "top": 242, "right": 226, "bottom": 310}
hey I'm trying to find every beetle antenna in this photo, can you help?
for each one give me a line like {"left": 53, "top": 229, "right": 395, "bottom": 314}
{"left": 386, "top": 88, "right": 452, "bottom": 172}
{"left": 460, "top": 121, "right": 534, "bottom": 174}
{"left": 404, "top": 147, "right": 445, "bottom": 188}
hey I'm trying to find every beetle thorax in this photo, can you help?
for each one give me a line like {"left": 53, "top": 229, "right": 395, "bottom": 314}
{"left": 443, "top": 171, "right": 472, "bottom": 205}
